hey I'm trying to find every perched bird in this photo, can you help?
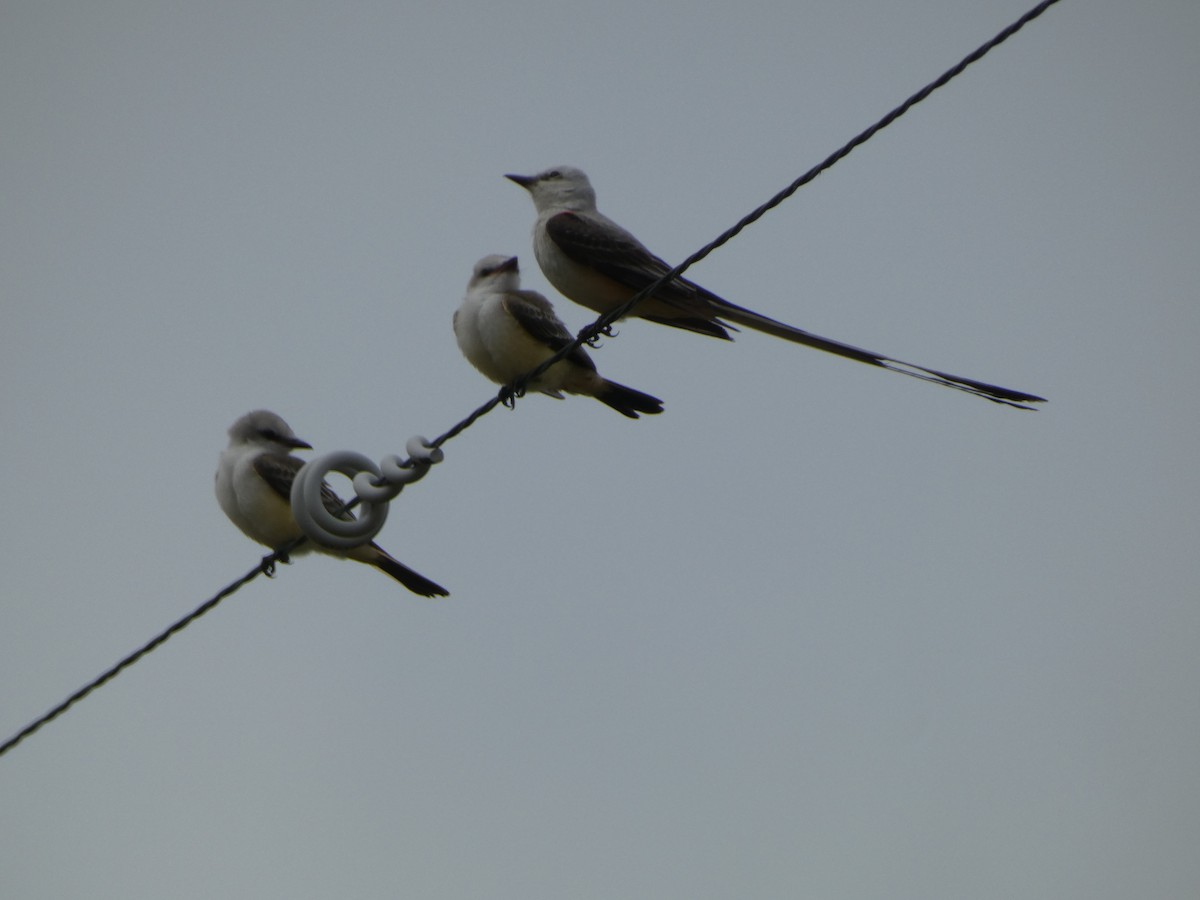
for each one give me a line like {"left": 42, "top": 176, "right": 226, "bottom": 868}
{"left": 215, "top": 410, "right": 448, "bottom": 597}
{"left": 506, "top": 165, "right": 1045, "bottom": 410}
{"left": 453, "top": 254, "right": 663, "bottom": 419}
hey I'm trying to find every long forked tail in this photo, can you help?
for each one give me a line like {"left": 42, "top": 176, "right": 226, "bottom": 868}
{"left": 712, "top": 299, "right": 1046, "bottom": 410}
{"left": 595, "top": 381, "right": 666, "bottom": 419}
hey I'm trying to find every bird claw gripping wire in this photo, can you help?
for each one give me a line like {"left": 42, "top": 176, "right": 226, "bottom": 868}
{"left": 581, "top": 324, "right": 617, "bottom": 347}
{"left": 499, "top": 385, "right": 524, "bottom": 409}
{"left": 261, "top": 545, "right": 296, "bottom": 576}
{"left": 290, "top": 437, "right": 444, "bottom": 551}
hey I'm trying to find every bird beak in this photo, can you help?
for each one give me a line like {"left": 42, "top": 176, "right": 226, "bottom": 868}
{"left": 286, "top": 436, "right": 313, "bottom": 450}
{"left": 498, "top": 256, "right": 519, "bottom": 273}
{"left": 505, "top": 173, "right": 535, "bottom": 190}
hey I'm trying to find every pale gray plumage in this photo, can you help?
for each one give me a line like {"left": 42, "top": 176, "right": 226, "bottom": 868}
{"left": 507, "top": 166, "right": 1045, "bottom": 409}
{"left": 215, "top": 410, "right": 448, "bottom": 597}
{"left": 454, "top": 255, "right": 663, "bottom": 418}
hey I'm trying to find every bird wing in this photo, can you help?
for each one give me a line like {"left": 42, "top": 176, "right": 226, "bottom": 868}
{"left": 502, "top": 289, "right": 596, "bottom": 372}
{"left": 545, "top": 211, "right": 702, "bottom": 308}
{"left": 253, "top": 453, "right": 354, "bottom": 519}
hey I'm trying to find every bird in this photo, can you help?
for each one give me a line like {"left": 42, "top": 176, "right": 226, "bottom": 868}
{"left": 215, "top": 410, "right": 448, "bottom": 597}
{"left": 453, "top": 254, "right": 664, "bottom": 419}
{"left": 506, "top": 165, "right": 1045, "bottom": 410}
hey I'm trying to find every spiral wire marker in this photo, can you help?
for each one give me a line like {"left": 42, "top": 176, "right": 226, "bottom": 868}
{"left": 290, "top": 437, "right": 444, "bottom": 551}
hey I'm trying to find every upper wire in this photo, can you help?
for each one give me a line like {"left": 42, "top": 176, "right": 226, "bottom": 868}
{"left": 430, "top": 0, "right": 1062, "bottom": 447}
{"left": 0, "top": 0, "right": 1062, "bottom": 761}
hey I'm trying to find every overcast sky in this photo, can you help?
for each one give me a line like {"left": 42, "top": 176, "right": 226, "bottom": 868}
{"left": 2, "top": 2, "right": 1198, "bottom": 898}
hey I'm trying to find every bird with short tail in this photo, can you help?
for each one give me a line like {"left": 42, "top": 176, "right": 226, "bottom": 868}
{"left": 215, "top": 410, "right": 448, "bottom": 597}
{"left": 453, "top": 254, "right": 664, "bottom": 419}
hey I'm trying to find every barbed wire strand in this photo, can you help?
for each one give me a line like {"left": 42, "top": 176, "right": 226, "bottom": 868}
{"left": 0, "top": 0, "right": 1061, "bottom": 761}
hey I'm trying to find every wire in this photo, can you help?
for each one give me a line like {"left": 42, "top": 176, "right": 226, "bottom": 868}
{"left": 0, "top": 0, "right": 1061, "bottom": 760}
{"left": 0, "top": 553, "right": 295, "bottom": 758}
{"left": 427, "top": 0, "right": 1061, "bottom": 447}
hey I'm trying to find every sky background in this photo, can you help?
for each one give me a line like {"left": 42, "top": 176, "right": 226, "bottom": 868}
{"left": 2, "top": 1, "right": 1198, "bottom": 898}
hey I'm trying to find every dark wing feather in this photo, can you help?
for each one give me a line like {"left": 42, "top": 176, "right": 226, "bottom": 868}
{"left": 252, "top": 454, "right": 302, "bottom": 501}
{"left": 545, "top": 212, "right": 705, "bottom": 309}
{"left": 503, "top": 290, "right": 596, "bottom": 372}
{"left": 545, "top": 211, "right": 736, "bottom": 339}
{"left": 253, "top": 453, "right": 355, "bottom": 519}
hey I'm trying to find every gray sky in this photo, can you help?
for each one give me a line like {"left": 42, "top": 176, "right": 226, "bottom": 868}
{"left": 2, "top": 1, "right": 1198, "bottom": 898}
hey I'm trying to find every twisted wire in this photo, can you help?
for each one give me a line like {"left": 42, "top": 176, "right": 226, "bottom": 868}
{"left": 434, "top": 0, "right": 1063, "bottom": 445}
{"left": 0, "top": 560, "right": 273, "bottom": 758}
{"left": 0, "top": 0, "right": 1062, "bottom": 760}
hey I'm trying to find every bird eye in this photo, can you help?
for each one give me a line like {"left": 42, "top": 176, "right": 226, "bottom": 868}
{"left": 545, "top": 170, "right": 562, "bottom": 180}
{"left": 260, "top": 428, "right": 280, "bottom": 441}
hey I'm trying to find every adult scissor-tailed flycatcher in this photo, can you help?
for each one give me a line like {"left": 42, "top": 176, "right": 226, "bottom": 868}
{"left": 215, "top": 410, "right": 448, "bottom": 597}
{"left": 454, "top": 254, "right": 664, "bottom": 419}
{"left": 506, "top": 165, "right": 1045, "bottom": 410}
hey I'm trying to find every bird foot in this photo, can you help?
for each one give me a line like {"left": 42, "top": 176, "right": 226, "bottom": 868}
{"left": 581, "top": 324, "right": 617, "bottom": 347}
{"left": 498, "top": 385, "right": 525, "bottom": 410}
{"left": 261, "top": 550, "right": 290, "bottom": 577}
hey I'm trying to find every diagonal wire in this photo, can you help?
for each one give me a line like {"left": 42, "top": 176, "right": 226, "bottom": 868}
{"left": 0, "top": 557, "right": 284, "bottom": 758}
{"left": 430, "top": 0, "right": 1062, "bottom": 447}
{"left": 0, "top": 0, "right": 1061, "bottom": 761}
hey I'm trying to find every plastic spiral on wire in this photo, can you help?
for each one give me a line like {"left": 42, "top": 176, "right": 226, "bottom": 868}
{"left": 0, "top": 0, "right": 1064, "bottom": 761}
{"left": 289, "top": 436, "right": 444, "bottom": 551}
